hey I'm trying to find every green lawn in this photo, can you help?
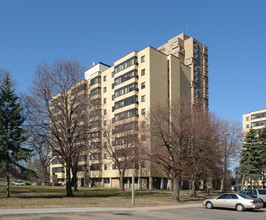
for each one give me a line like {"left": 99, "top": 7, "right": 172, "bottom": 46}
{"left": 0, "top": 185, "right": 220, "bottom": 209}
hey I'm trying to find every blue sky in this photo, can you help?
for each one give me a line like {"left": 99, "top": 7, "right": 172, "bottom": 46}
{"left": 0, "top": 0, "right": 265, "bottom": 123}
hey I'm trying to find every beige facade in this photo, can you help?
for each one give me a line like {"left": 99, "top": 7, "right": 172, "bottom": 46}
{"left": 158, "top": 33, "right": 209, "bottom": 108}
{"left": 51, "top": 38, "right": 196, "bottom": 189}
{"left": 243, "top": 109, "right": 266, "bottom": 136}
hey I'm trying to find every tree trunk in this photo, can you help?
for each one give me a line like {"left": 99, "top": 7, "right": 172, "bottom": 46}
{"left": 119, "top": 172, "right": 124, "bottom": 191}
{"left": 66, "top": 167, "right": 73, "bottom": 197}
{"left": 72, "top": 171, "right": 78, "bottom": 191}
{"left": 6, "top": 174, "right": 10, "bottom": 198}
{"left": 172, "top": 173, "right": 181, "bottom": 202}
{"left": 190, "top": 178, "right": 197, "bottom": 197}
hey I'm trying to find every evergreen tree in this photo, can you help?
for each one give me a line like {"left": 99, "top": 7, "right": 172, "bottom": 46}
{"left": 258, "top": 127, "right": 266, "bottom": 187}
{"left": 0, "top": 74, "right": 32, "bottom": 197}
{"left": 239, "top": 129, "right": 262, "bottom": 188}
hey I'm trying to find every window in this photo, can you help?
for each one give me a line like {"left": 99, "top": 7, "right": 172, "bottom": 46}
{"left": 246, "top": 124, "right": 249, "bottom": 128}
{"left": 141, "top": 108, "right": 145, "bottom": 115}
{"left": 104, "top": 120, "right": 106, "bottom": 126}
{"left": 141, "top": 82, "right": 145, "bottom": 89}
{"left": 141, "top": 69, "right": 145, "bottom": 76}
{"left": 185, "top": 58, "right": 192, "bottom": 64}
{"left": 103, "top": 76, "right": 106, "bottom": 82}
{"left": 112, "top": 164, "right": 118, "bottom": 170}
{"left": 104, "top": 109, "right": 107, "bottom": 115}
{"left": 104, "top": 154, "right": 107, "bottom": 159}
{"left": 141, "top": 95, "right": 145, "bottom": 102}
{"left": 90, "top": 153, "right": 99, "bottom": 160}
{"left": 104, "top": 164, "right": 107, "bottom": 170}
{"left": 141, "top": 56, "right": 145, "bottom": 63}
{"left": 104, "top": 98, "right": 107, "bottom": 104}
{"left": 113, "top": 70, "right": 137, "bottom": 87}
{"left": 103, "top": 87, "right": 107, "bottom": 93}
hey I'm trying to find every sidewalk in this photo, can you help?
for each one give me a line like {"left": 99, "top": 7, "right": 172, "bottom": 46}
{"left": 0, "top": 203, "right": 202, "bottom": 216}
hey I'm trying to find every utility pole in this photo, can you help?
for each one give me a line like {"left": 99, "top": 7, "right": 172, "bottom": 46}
{"left": 132, "top": 174, "right": 135, "bottom": 205}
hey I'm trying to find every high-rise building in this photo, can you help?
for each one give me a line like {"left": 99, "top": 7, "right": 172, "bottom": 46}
{"left": 50, "top": 34, "right": 208, "bottom": 189}
{"left": 243, "top": 109, "right": 266, "bottom": 135}
{"left": 158, "top": 33, "right": 209, "bottom": 108}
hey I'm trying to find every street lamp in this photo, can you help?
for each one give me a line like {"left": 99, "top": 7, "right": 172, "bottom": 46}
{"left": 223, "top": 133, "right": 230, "bottom": 192}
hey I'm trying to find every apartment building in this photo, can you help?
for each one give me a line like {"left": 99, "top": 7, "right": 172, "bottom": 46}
{"left": 50, "top": 34, "right": 207, "bottom": 189}
{"left": 242, "top": 109, "right": 266, "bottom": 187}
{"left": 243, "top": 109, "right": 266, "bottom": 136}
{"left": 158, "top": 33, "right": 209, "bottom": 108}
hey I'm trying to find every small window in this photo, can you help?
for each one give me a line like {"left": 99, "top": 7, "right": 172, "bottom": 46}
{"left": 141, "top": 56, "right": 145, "bottom": 63}
{"left": 104, "top": 98, "right": 107, "bottom": 104}
{"left": 246, "top": 117, "right": 249, "bottom": 121}
{"left": 141, "top": 95, "right": 145, "bottom": 102}
{"left": 103, "top": 76, "right": 106, "bottom": 82}
{"left": 103, "top": 87, "right": 107, "bottom": 93}
{"left": 104, "top": 154, "right": 107, "bottom": 159}
{"left": 104, "top": 109, "right": 107, "bottom": 115}
{"left": 246, "top": 124, "right": 249, "bottom": 128}
{"left": 141, "top": 69, "right": 145, "bottom": 76}
{"left": 104, "top": 164, "right": 107, "bottom": 170}
{"left": 141, "top": 108, "right": 145, "bottom": 115}
{"left": 104, "top": 120, "right": 106, "bottom": 126}
{"left": 141, "top": 82, "right": 145, "bottom": 89}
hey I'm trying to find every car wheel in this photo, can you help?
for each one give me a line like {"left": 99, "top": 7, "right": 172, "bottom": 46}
{"left": 236, "top": 204, "right": 244, "bottom": 212}
{"left": 206, "top": 201, "right": 213, "bottom": 209}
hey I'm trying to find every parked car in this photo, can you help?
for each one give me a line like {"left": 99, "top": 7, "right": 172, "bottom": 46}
{"left": 202, "top": 193, "right": 263, "bottom": 211}
{"left": 241, "top": 189, "right": 266, "bottom": 206}
{"left": 13, "top": 180, "right": 25, "bottom": 185}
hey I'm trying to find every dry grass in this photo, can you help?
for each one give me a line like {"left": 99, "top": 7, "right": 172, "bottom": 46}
{"left": 0, "top": 185, "right": 219, "bottom": 209}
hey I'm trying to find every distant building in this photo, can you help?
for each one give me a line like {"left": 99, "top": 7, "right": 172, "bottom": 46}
{"left": 243, "top": 109, "right": 266, "bottom": 136}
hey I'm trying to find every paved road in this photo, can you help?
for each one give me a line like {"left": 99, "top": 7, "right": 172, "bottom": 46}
{"left": 0, "top": 205, "right": 265, "bottom": 220}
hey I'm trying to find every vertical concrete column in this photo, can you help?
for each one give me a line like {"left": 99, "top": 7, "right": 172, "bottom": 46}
{"left": 138, "top": 177, "right": 141, "bottom": 190}
{"left": 167, "top": 179, "right": 170, "bottom": 190}
{"left": 128, "top": 178, "right": 130, "bottom": 189}
{"left": 149, "top": 177, "right": 153, "bottom": 190}
{"left": 102, "top": 178, "right": 104, "bottom": 187}
{"left": 109, "top": 178, "right": 112, "bottom": 188}
{"left": 160, "top": 178, "right": 164, "bottom": 190}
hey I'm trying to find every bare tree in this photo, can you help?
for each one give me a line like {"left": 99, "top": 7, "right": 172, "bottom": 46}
{"left": 184, "top": 108, "right": 222, "bottom": 197}
{"left": 102, "top": 119, "right": 139, "bottom": 191}
{"left": 219, "top": 120, "right": 242, "bottom": 192}
{"left": 27, "top": 60, "right": 87, "bottom": 197}
{"left": 147, "top": 98, "right": 223, "bottom": 201}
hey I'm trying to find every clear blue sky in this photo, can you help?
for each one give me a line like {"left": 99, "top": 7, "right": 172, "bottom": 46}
{"left": 1, "top": 0, "right": 265, "bottom": 123}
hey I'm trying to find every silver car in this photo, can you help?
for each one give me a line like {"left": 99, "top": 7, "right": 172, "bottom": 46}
{"left": 202, "top": 193, "right": 263, "bottom": 211}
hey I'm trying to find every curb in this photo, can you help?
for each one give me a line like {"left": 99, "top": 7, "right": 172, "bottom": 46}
{"left": 0, "top": 204, "right": 202, "bottom": 216}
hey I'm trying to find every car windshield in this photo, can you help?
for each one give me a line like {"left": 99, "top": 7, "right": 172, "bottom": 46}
{"left": 238, "top": 193, "right": 252, "bottom": 199}
{"left": 258, "top": 190, "right": 266, "bottom": 195}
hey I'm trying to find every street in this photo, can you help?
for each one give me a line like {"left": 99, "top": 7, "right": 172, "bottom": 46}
{"left": 0, "top": 207, "right": 265, "bottom": 220}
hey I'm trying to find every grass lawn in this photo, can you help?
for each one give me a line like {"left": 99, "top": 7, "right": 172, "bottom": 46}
{"left": 0, "top": 185, "right": 220, "bottom": 209}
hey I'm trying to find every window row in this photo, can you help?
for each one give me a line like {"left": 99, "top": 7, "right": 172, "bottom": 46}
{"left": 114, "top": 57, "right": 136, "bottom": 74}
{"left": 113, "top": 95, "right": 137, "bottom": 111}
{"left": 90, "top": 76, "right": 101, "bottom": 87}
{"left": 251, "top": 112, "right": 266, "bottom": 120}
{"left": 251, "top": 120, "right": 266, "bottom": 128}
{"left": 90, "top": 87, "right": 101, "bottom": 97}
{"left": 113, "top": 108, "right": 137, "bottom": 122}
{"left": 113, "top": 70, "right": 137, "bottom": 87}
{"left": 113, "top": 122, "right": 137, "bottom": 135}
{"left": 114, "top": 83, "right": 137, "bottom": 99}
